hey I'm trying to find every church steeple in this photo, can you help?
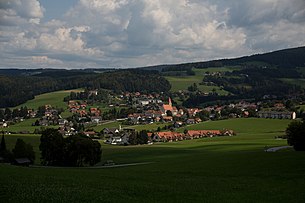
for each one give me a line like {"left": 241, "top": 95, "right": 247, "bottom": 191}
{"left": 168, "top": 97, "right": 172, "bottom": 106}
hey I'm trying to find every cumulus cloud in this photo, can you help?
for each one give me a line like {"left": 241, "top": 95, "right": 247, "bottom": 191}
{"left": 0, "top": 0, "right": 44, "bottom": 25}
{"left": 1, "top": 0, "right": 305, "bottom": 68}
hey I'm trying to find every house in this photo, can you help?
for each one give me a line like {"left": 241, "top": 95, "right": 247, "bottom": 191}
{"left": 195, "top": 118, "right": 202, "bottom": 123}
{"left": 186, "top": 130, "right": 222, "bottom": 138}
{"left": 173, "top": 121, "right": 183, "bottom": 128}
{"left": 58, "top": 119, "right": 68, "bottom": 126}
{"left": 102, "top": 128, "right": 120, "bottom": 136}
{"left": 106, "top": 133, "right": 129, "bottom": 145}
{"left": 258, "top": 111, "right": 296, "bottom": 119}
{"left": 83, "top": 131, "right": 97, "bottom": 138}
{"left": 89, "top": 108, "right": 101, "bottom": 116}
{"left": 138, "top": 100, "right": 150, "bottom": 106}
{"left": 78, "top": 110, "right": 87, "bottom": 117}
{"left": 187, "top": 108, "right": 201, "bottom": 117}
{"left": 163, "top": 116, "right": 173, "bottom": 122}
{"left": 186, "top": 119, "right": 195, "bottom": 125}
{"left": 0, "top": 122, "right": 8, "bottom": 128}
{"left": 153, "top": 131, "right": 184, "bottom": 142}
{"left": 91, "top": 116, "right": 102, "bottom": 124}
{"left": 89, "top": 90, "right": 98, "bottom": 96}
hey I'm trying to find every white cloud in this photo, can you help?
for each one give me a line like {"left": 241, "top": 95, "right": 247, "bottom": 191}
{"left": 0, "top": 0, "right": 305, "bottom": 68}
{"left": 0, "top": 0, "right": 44, "bottom": 25}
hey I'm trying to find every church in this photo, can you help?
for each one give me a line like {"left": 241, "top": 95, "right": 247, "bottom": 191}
{"left": 160, "top": 97, "right": 178, "bottom": 116}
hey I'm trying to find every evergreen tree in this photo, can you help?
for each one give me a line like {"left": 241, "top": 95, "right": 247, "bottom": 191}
{"left": 0, "top": 133, "right": 6, "bottom": 152}
{"left": 12, "top": 138, "right": 35, "bottom": 163}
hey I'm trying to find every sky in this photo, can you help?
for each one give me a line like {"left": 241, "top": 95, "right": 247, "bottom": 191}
{"left": 0, "top": 0, "right": 305, "bottom": 69}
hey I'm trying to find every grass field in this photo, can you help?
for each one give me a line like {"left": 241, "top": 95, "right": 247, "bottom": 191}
{"left": 165, "top": 67, "right": 236, "bottom": 94}
{"left": 280, "top": 78, "right": 305, "bottom": 88}
{"left": 14, "top": 90, "right": 73, "bottom": 109}
{"left": 1, "top": 118, "right": 305, "bottom": 202}
{"left": 5, "top": 118, "right": 58, "bottom": 133}
{"left": 90, "top": 121, "right": 124, "bottom": 132}
{"left": 13, "top": 89, "right": 82, "bottom": 119}
{"left": 123, "top": 122, "right": 168, "bottom": 131}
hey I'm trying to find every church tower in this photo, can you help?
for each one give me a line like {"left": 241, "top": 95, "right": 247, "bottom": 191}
{"left": 168, "top": 97, "right": 172, "bottom": 107}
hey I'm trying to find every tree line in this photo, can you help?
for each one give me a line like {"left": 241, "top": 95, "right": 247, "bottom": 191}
{"left": 0, "top": 70, "right": 171, "bottom": 108}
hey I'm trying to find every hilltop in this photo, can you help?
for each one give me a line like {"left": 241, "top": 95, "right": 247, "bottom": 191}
{"left": 141, "top": 46, "right": 305, "bottom": 71}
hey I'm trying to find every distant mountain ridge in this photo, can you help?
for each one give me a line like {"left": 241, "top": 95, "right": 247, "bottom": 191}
{"left": 141, "top": 46, "right": 305, "bottom": 71}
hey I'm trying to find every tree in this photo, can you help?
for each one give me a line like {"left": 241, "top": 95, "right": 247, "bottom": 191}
{"left": 196, "top": 110, "right": 210, "bottom": 121}
{"left": 40, "top": 128, "right": 102, "bottom": 167}
{"left": 0, "top": 133, "right": 6, "bottom": 152}
{"left": 128, "top": 132, "right": 137, "bottom": 145}
{"left": 166, "top": 110, "right": 173, "bottom": 117}
{"left": 40, "top": 128, "right": 65, "bottom": 166}
{"left": 64, "top": 134, "right": 101, "bottom": 166}
{"left": 4, "top": 108, "right": 12, "bottom": 120}
{"left": 12, "top": 138, "right": 35, "bottom": 163}
{"left": 138, "top": 130, "right": 148, "bottom": 144}
{"left": 286, "top": 120, "right": 305, "bottom": 151}
{"left": 0, "top": 133, "right": 13, "bottom": 162}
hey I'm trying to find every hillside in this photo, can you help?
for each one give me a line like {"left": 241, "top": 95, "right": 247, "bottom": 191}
{"left": 0, "top": 46, "right": 304, "bottom": 108}
{"left": 141, "top": 46, "right": 305, "bottom": 71}
{"left": 0, "top": 70, "right": 170, "bottom": 108}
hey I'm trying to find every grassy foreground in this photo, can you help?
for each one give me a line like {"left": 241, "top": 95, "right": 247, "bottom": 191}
{"left": 1, "top": 118, "right": 305, "bottom": 202}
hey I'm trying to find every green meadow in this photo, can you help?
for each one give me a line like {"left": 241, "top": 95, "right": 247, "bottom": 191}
{"left": 12, "top": 89, "right": 82, "bottom": 119}
{"left": 1, "top": 118, "right": 305, "bottom": 202}
{"left": 280, "top": 78, "right": 305, "bottom": 88}
{"left": 5, "top": 118, "right": 58, "bottom": 133}
{"left": 15, "top": 90, "right": 70, "bottom": 109}
{"left": 165, "top": 67, "right": 238, "bottom": 94}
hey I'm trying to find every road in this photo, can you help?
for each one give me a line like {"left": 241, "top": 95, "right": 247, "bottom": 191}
{"left": 265, "top": 146, "right": 293, "bottom": 152}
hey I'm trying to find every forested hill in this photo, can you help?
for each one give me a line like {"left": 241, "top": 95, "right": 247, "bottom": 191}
{"left": 142, "top": 46, "right": 305, "bottom": 71}
{"left": 0, "top": 70, "right": 171, "bottom": 108}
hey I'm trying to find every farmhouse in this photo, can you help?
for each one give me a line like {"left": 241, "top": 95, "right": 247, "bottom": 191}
{"left": 186, "top": 130, "right": 222, "bottom": 138}
{"left": 152, "top": 129, "right": 234, "bottom": 142}
{"left": 153, "top": 132, "right": 184, "bottom": 142}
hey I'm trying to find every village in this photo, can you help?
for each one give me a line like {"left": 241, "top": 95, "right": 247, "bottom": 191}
{"left": 0, "top": 89, "right": 298, "bottom": 146}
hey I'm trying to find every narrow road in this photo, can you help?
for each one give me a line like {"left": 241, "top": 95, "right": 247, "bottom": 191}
{"left": 265, "top": 146, "right": 293, "bottom": 152}
{"left": 30, "top": 162, "right": 154, "bottom": 169}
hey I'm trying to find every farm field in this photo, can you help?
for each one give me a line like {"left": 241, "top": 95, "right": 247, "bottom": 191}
{"left": 165, "top": 67, "right": 237, "bottom": 94}
{"left": 1, "top": 118, "right": 305, "bottom": 202}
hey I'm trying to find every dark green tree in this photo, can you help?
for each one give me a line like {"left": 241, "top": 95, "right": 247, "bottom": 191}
{"left": 128, "top": 132, "right": 137, "bottom": 145}
{"left": 0, "top": 133, "right": 13, "bottom": 162}
{"left": 4, "top": 108, "right": 12, "bottom": 120}
{"left": 137, "top": 130, "right": 148, "bottom": 144}
{"left": 196, "top": 110, "right": 210, "bottom": 121}
{"left": 0, "top": 133, "right": 6, "bottom": 152}
{"left": 166, "top": 110, "right": 173, "bottom": 117}
{"left": 12, "top": 138, "right": 35, "bottom": 163}
{"left": 64, "top": 134, "right": 101, "bottom": 166}
{"left": 40, "top": 128, "right": 64, "bottom": 166}
{"left": 286, "top": 120, "right": 305, "bottom": 151}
